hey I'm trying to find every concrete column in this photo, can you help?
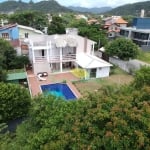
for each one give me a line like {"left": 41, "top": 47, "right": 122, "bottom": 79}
{"left": 60, "top": 47, "right": 63, "bottom": 72}
{"left": 47, "top": 42, "right": 49, "bottom": 62}
{"left": 32, "top": 49, "right": 35, "bottom": 63}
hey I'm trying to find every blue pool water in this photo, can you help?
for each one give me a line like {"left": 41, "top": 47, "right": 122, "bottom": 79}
{"left": 41, "top": 83, "right": 76, "bottom": 100}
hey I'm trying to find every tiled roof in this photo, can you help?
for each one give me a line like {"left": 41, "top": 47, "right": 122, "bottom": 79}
{"left": 116, "top": 18, "right": 128, "bottom": 24}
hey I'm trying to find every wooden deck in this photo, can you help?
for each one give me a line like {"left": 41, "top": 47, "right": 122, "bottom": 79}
{"left": 27, "top": 70, "right": 81, "bottom": 98}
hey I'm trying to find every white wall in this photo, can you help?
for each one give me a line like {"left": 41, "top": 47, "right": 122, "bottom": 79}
{"left": 96, "top": 67, "right": 110, "bottom": 78}
{"left": 33, "top": 62, "right": 51, "bottom": 74}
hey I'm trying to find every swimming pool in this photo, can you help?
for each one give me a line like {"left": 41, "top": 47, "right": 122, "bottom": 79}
{"left": 41, "top": 83, "right": 77, "bottom": 100}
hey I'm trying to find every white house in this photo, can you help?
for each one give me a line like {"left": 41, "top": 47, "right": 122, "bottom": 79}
{"left": 25, "top": 32, "right": 112, "bottom": 79}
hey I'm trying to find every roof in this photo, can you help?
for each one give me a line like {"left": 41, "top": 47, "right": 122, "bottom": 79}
{"left": 7, "top": 72, "right": 27, "bottom": 81}
{"left": 76, "top": 53, "right": 112, "bottom": 69}
{"left": 116, "top": 18, "right": 128, "bottom": 24}
{"left": 0, "top": 23, "right": 43, "bottom": 34}
{"left": 0, "top": 23, "right": 17, "bottom": 31}
{"left": 18, "top": 25, "right": 44, "bottom": 34}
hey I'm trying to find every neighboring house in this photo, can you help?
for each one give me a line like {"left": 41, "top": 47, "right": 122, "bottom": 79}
{"left": 119, "top": 17, "right": 150, "bottom": 49}
{"left": 103, "top": 16, "right": 128, "bottom": 38}
{"left": 87, "top": 18, "right": 99, "bottom": 25}
{"left": 25, "top": 30, "right": 112, "bottom": 79}
{"left": 0, "top": 23, "right": 43, "bottom": 55}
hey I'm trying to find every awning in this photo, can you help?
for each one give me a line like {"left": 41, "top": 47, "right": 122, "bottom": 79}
{"left": 7, "top": 72, "right": 27, "bottom": 81}
{"left": 76, "top": 53, "right": 112, "bottom": 69}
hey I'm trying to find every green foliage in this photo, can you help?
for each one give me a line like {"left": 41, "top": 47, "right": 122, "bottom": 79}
{"left": 137, "top": 50, "right": 150, "bottom": 64}
{"left": 0, "top": 83, "right": 31, "bottom": 122}
{"left": 133, "top": 66, "right": 150, "bottom": 88}
{"left": 48, "top": 16, "right": 66, "bottom": 35}
{"left": 105, "top": 38, "right": 139, "bottom": 60}
{"left": 0, "top": 38, "right": 16, "bottom": 70}
{"left": 12, "top": 55, "right": 30, "bottom": 69}
{"left": 2, "top": 84, "right": 150, "bottom": 149}
{"left": 9, "top": 11, "right": 48, "bottom": 30}
{"left": 69, "top": 20, "right": 108, "bottom": 48}
{"left": 106, "top": 1, "right": 150, "bottom": 16}
{"left": 0, "top": 70, "right": 7, "bottom": 82}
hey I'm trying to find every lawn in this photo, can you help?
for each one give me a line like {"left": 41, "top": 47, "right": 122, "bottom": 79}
{"left": 73, "top": 67, "right": 134, "bottom": 95}
{"left": 137, "top": 50, "right": 150, "bottom": 64}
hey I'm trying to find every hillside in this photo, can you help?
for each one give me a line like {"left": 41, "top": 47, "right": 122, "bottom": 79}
{"left": 106, "top": 1, "right": 150, "bottom": 16}
{"left": 0, "top": 0, "right": 71, "bottom": 13}
{"left": 68, "top": 6, "right": 112, "bottom": 14}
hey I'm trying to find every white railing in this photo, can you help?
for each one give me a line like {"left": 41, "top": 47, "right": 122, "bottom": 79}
{"left": 49, "top": 54, "right": 76, "bottom": 62}
{"left": 34, "top": 54, "right": 76, "bottom": 63}
{"left": 35, "top": 56, "right": 47, "bottom": 63}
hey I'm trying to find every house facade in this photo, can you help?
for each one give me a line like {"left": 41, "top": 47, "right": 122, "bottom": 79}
{"left": 0, "top": 23, "right": 43, "bottom": 55}
{"left": 103, "top": 16, "right": 128, "bottom": 38}
{"left": 119, "top": 18, "right": 150, "bottom": 48}
{"left": 25, "top": 33, "right": 112, "bottom": 79}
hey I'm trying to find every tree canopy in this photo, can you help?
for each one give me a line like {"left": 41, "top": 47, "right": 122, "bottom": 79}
{"left": 0, "top": 83, "right": 31, "bottom": 123}
{"left": 105, "top": 38, "right": 139, "bottom": 60}
{"left": 1, "top": 76, "right": 150, "bottom": 149}
{"left": 9, "top": 11, "right": 48, "bottom": 31}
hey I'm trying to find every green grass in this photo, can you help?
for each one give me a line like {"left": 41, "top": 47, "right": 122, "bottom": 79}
{"left": 73, "top": 67, "right": 133, "bottom": 95}
{"left": 137, "top": 50, "right": 150, "bottom": 64}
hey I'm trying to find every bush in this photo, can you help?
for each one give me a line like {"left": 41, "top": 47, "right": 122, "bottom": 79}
{"left": 0, "top": 83, "right": 31, "bottom": 122}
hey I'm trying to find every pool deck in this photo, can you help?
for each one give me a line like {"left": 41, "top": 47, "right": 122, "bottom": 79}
{"left": 27, "top": 70, "right": 81, "bottom": 98}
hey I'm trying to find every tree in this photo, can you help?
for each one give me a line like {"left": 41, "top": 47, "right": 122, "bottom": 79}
{"left": 47, "top": 16, "right": 66, "bottom": 34}
{"left": 133, "top": 66, "right": 150, "bottom": 88}
{"left": 105, "top": 38, "right": 139, "bottom": 60}
{"left": 1, "top": 86, "right": 150, "bottom": 149}
{"left": 0, "top": 83, "right": 31, "bottom": 122}
{"left": 0, "top": 38, "right": 16, "bottom": 70}
{"left": 8, "top": 11, "right": 48, "bottom": 31}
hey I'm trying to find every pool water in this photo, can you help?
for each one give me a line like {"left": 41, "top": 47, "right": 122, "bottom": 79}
{"left": 41, "top": 83, "right": 76, "bottom": 100}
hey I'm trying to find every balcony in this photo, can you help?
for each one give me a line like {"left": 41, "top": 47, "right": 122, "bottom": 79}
{"left": 34, "top": 54, "right": 76, "bottom": 63}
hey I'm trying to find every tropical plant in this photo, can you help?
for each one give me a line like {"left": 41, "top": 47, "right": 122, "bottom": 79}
{"left": 105, "top": 38, "right": 139, "bottom": 60}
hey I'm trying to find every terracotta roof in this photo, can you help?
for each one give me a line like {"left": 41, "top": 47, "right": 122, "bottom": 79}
{"left": 116, "top": 18, "right": 128, "bottom": 24}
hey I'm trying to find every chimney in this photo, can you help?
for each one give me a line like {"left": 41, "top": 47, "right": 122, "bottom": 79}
{"left": 140, "top": 9, "right": 145, "bottom": 18}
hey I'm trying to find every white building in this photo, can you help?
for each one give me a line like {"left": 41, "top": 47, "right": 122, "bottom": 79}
{"left": 25, "top": 32, "right": 112, "bottom": 79}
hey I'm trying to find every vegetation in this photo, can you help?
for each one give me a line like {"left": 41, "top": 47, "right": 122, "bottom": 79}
{"left": 9, "top": 11, "right": 48, "bottom": 31}
{"left": 0, "top": 83, "right": 31, "bottom": 122}
{"left": 0, "top": 67, "right": 150, "bottom": 149}
{"left": 0, "top": 0, "right": 71, "bottom": 13}
{"left": 0, "top": 39, "right": 29, "bottom": 81}
{"left": 105, "top": 38, "right": 139, "bottom": 60}
{"left": 137, "top": 50, "right": 150, "bottom": 64}
{"left": 134, "top": 66, "right": 150, "bottom": 88}
{"left": 48, "top": 16, "right": 66, "bottom": 34}
{"left": 106, "top": 1, "right": 150, "bottom": 16}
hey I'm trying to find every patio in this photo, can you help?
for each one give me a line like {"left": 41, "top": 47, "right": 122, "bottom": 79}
{"left": 27, "top": 70, "right": 81, "bottom": 98}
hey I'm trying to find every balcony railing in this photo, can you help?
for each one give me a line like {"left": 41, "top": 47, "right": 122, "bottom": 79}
{"left": 34, "top": 54, "right": 76, "bottom": 63}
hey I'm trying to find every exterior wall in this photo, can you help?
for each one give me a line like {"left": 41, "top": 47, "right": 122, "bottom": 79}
{"left": 33, "top": 62, "right": 51, "bottom": 74}
{"left": 0, "top": 26, "right": 19, "bottom": 40}
{"left": 18, "top": 27, "right": 42, "bottom": 39}
{"left": 133, "top": 18, "right": 150, "bottom": 29}
{"left": 96, "top": 67, "right": 110, "bottom": 78}
{"left": 85, "top": 67, "right": 110, "bottom": 79}
{"left": 75, "top": 36, "right": 94, "bottom": 54}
